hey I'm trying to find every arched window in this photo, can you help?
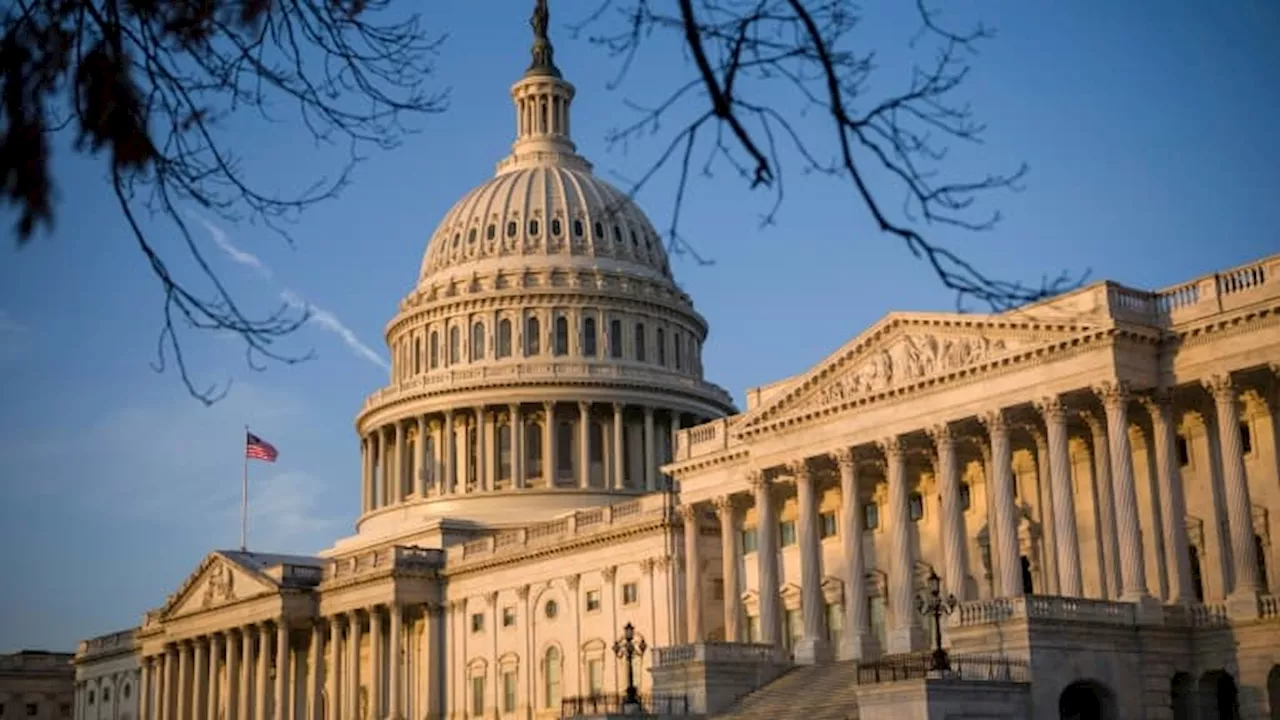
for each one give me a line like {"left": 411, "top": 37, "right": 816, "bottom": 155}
{"left": 609, "top": 319, "right": 623, "bottom": 359}
{"left": 573, "top": 219, "right": 584, "bottom": 237}
{"left": 634, "top": 323, "right": 646, "bottom": 362}
{"left": 507, "top": 221, "right": 518, "bottom": 237}
{"left": 544, "top": 647, "right": 562, "bottom": 709}
{"left": 582, "top": 317, "right": 597, "bottom": 357}
{"left": 656, "top": 327, "right": 666, "bottom": 365}
{"left": 529, "top": 219, "right": 540, "bottom": 236}
{"left": 554, "top": 316, "right": 569, "bottom": 356}
{"left": 526, "top": 422, "right": 543, "bottom": 479}
{"left": 429, "top": 331, "right": 440, "bottom": 370}
{"left": 497, "top": 424, "right": 512, "bottom": 481}
{"left": 673, "top": 331, "right": 682, "bottom": 370}
{"left": 471, "top": 322, "right": 486, "bottom": 361}
{"left": 449, "top": 326, "right": 461, "bottom": 364}
{"left": 413, "top": 337, "right": 422, "bottom": 375}
{"left": 423, "top": 435, "right": 436, "bottom": 488}
{"left": 551, "top": 218, "right": 562, "bottom": 236}
{"left": 525, "top": 316, "right": 541, "bottom": 357}
{"left": 557, "top": 421, "right": 574, "bottom": 479}
{"left": 486, "top": 224, "right": 496, "bottom": 240}
{"left": 497, "top": 319, "right": 513, "bottom": 358}
{"left": 1189, "top": 544, "right": 1205, "bottom": 602}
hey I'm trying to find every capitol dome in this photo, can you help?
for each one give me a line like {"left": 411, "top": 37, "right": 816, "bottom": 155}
{"left": 352, "top": 6, "right": 734, "bottom": 535}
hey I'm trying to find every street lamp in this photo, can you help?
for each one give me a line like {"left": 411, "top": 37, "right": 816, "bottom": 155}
{"left": 916, "top": 569, "right": 958, "bottom": 672}
{"left": 613, "top": 622, "right": 648, "bottom": 711}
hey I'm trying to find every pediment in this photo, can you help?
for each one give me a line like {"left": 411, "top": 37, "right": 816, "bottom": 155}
{"left": 740, "top": 312, "right": 1100, "bottom": 430}
{"left": 160, "top": 552, "right": 278, "bottom": 620}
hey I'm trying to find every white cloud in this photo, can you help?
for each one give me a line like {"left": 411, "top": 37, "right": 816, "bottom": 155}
{"left": 191, "top": 214, "right": 388, "bottom": 371}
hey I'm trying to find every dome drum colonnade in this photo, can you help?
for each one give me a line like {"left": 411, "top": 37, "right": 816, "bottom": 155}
{"left": 676, "top": 366, "right": 1277, "bottom": 663}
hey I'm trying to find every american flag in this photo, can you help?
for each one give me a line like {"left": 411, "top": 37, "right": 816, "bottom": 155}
{"left": 245, "top": 432, "right": 279, "bottom": 463}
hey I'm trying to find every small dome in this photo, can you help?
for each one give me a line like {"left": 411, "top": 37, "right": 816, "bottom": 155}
{"left": 418, "top": 165, "right": 671, "bottom": 286}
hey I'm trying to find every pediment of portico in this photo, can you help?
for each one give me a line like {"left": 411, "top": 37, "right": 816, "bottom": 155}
{"left": 737, "top": 312, "right": 1102, "bottom": 432}
{"left": 159, "top": 552, "right": 279, "bottom": 620}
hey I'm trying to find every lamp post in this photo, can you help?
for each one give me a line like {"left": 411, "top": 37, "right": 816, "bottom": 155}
{"left": 613, "top": 622, "right": 648, "bottom": 711}
{"left": 916, "top": 569, "right": 958, "bottom": 672}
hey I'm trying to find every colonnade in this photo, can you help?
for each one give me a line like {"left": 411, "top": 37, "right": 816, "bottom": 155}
{"left": 683, "top": 372, "right": 1276, "bottom": 661}
{"left": 360, "top": 402, "right": 691, "bottom": 513}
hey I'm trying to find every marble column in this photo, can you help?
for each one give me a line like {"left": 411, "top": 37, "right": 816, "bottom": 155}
{"left": 346, "top": 611, "right": 361, "bottom": 720}
{"left": 307, "top": 623, "right": 323, "bottom": 720}
{"left": 326, "top": 618, "right": 341, "bottom": 720}
{"left": 680, "top": 505, "right": 703, "bottom": 643}
{"left": 578, "top": 402, "right": 592, "bottom": 488}
{"left": 254, "top": 625, "right": 269, "bottom": 720}
{"left": 643, "top": 407, "right": 656, "bottom": 491}
{"left": 833, "top": 449, "right": 872, "bottom": 659}
{"left": 714, "top": 495, "right": 742, "bottom": 642}
{"left": 392, "top": 421, "right": 405, "bottom": 503}
{"left": 983, "top": 411, "right": 1023, "bottom": 598}
{"left": 750, "top": 471, "right": 781, "bottom": 647}
{"left": 1032, "top": 429, "right": 1059, "bottom": 595}
{"left": 370, "top": 607, "right": 383, "bottom": 719}
{"left": 443, "top": 411, "right": 455, "bottom": 494}
{"left": 790, "top": 459, "right": 830, "bottom": 663}
{"left": 225, "top": 631, "right": 239, "bottom": 720}
{"left": 882, "top": 437, "right": 924, "bottom": 652}
{"left": 1083, "top": 411, "right": 1122, "bottom": 598}
{"left": 416, "top": 415, "right": 428, "bottom": 496}
{"left": 542, "top": 402, "right": 555, "bottom": 486}
{"left": 274, "top": 622, "right": 290, "bottom": 720}
{"left": 1096, "top": 382, "right": 1150, "bottom": 600}
{"left": 473, "top": 407, "right": 487, "bottom": 493}
{"left": 389, "top": 604, "right": 403, "bottom": 720}
{"left": 612, "top": 404, "right": 626, "bottom": 489}
{"left": 238, "top": 629, "right": 252, "bottom": 720}
{"left": 1038, "top": 396, "right": 1083, "bottom": 597}
{"left": 1206, "top": 374, "right": 1262, "bottom": 599}
{"left": 360, "top": 437, "right": 370, "bottom": 513}
{"left": 204, "top": 635, "right": 219, "bottom": 720}
{"left": 930, "top": 424, "right": 969, "bottom": 600}
{"left": 177, "top": 641, "right": 191, "bottom": 720}
{"left": 457, "top": 415, "right": 471, "bottom": 494}
{"left": 167, "top": 645, "right": 179, "bottom": 720}
{"left": 1143, "top": 391, "right": 1195, "bottom": 603}
{"left": 509, "top": 404, "right": 524, "bottom": 489}
{"left": 139, "top": 657, "right": 152, "bottom": 720}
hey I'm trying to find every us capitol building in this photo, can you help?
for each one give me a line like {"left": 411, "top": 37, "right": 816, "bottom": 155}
{"left": 72, "top": 4, "right": 1280, "bottom": 719}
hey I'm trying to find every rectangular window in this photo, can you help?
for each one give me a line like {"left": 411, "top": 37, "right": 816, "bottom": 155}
{"left": 819, "top": 511, "right": 837, "bottom": 539}
{"left": 610, "top": 319, "right": 624, "bottom": 358}
{"left": 1175, "top": 435, "right": 1190, "bottom": 466}
{"left": 585, "top": 589, "right": 602, "bottom": 612}
{"left": 557, "top": 421, "right": 574, "bottom": 475}
{"left": 656, "top": 327, "right": 666, "bottom": 365}
{"left": 1240, "top": 421, "right": 1253, "bottom": 455}
{"left": 503, "top": 670, "right": 518, "bottom": 713}
{"left": 502, "top": 606, "right": 516, "bottom": 627}
{"left": 959, "top": 482, "right": 972, "bottom": 511}
{"left": 908, "top": 492, "right": 924, "bottom": 521}
{"left": 779, "top": 520, "right": 797, "bottom": 547}
{"left": 864, "top": 503, "right": 880, "bottom": 530}
{"left": 741, "top": 528, "right": 757, "bottom": 554}
{"left": 583, "top": 316, "right": 598, "bottom": 357}
{"left": 622, "top": 582, "right": 639, "bottom": 605}
{"left": 498, "top": 425, "right": 512, "bottom": 481}
{"left": 471, "top": 612, "right": 484, "bottom": 633}
{"left": 634, "top": 323, "right": 647, "bottom": 362}
{"left": 673, "top": 331, "right": 683, "bottom": 370}
{"left": 471, "top": 675, "right": 486, "bottom": 716}
{"left": 587, "top": 658, "right": 604, "bottom": 695}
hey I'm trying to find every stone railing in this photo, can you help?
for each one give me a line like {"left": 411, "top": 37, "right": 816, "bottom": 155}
{"left": 1258, "top": 594, "right": 1280, "bottom": 620}
{"left": 1023, "top": 595, "right": 1137, "bottom": 626}
{"left": 652, "top": 642, "right": 780, "bottom": 668}
{"left": 450, "top": 498, "right": 663, "bottom": 565}
{"left": 955, "top": 598, "right": 1014, "bottom": 627}
{"left": 1106, "top": 253, "right": 1280, "bottom": 327}
{"left": 674, "top": 417, "right": 743, "bottom": 460}
{"left": 77, "top": 629, "right": 137, "bottom": 658}
{"left": 0, "top": 652, "right": 74, "bottom": 672}
{"left": 363, "top": 362, "right": 732, "bottom": 412}
{"left": 325, "top": 545, "right": 444, "bottom": 582}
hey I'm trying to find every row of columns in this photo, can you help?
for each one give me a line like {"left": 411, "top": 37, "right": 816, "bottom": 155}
{"left": 683, "top": 372, "right": 1272, "bottom": 662}
{"left": 360, "top": 402, "right": 687, "bottom": 512}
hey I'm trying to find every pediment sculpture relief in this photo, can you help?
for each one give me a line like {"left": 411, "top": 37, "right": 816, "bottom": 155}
{"left": 201, "top": 562, "right": 237, "bottom": 608}
{"left": 818, "top": 333, "right": 1020, "bottom": 406}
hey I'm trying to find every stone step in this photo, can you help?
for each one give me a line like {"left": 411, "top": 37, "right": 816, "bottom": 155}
{"left": 713, "top": 661, "right": 864, "bottom": 720}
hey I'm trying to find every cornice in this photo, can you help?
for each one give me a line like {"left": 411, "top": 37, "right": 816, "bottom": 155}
{"left": 667, "top": 448, "right": 750, "bottom": 479}
{"left": 1171, "top": 300, "right": 1280, "bottom": 348}
{"left": 443, "top": 514, "right": 670, "bottom": 578}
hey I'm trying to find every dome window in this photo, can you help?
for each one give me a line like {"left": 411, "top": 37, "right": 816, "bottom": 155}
{"left": 468, "top": 228, "right": 477, "bottom": 244}
{"left": 529, "top": 219, "right": 540, "bottom": 236}
{"left": 656, "top": 328, "right": 666, "bottom": 366}
{"left": 487, "top": 223, "right": 496, "bottom": 240}
{"left": 609, "top": 319, "right": 623, "bottom": 358}
{"left": 582, "top": 317, "right": 597, "bottom": 357}
{"left": 507, "top": 221, "right": 518, "bottom": 238}
{"left": 452, "top": 233, "right": 460, "bottom": 248}
{"left": 573, "top": 219, "right": 584, "bottom": 237}
{"left": 614, "top": 225, "right": 623, "bottom": 243}
{"left": 430, "top": 331, "right": 440, "bottom": 369}
{"left": 593, "top": 221, "right": 603, "bottom": 238}
{"left": 497, "top": 319, "right": 513, "bottom": 358}
{"left": 673, "top": 332, "right": 682, "bottom": 370}
{"left": 553, "top": 316, "right": 569, "bottom": 356}
{"left": 449, "top": 326, "right": 462, "bottom": 364}
{"left": 525, "top": 316, "right": 541, "bottom": 357}
{"left": 629, "top": 229, "right": 638, "bottom": 246}
{"left": 471, "top": 321, "right": 486, "bottom": 361}
{"left": 634, "top": 323, "right": 646, "bottom": 362}
{"left": 551, "top": 218, "right": 562, "bottom": 236}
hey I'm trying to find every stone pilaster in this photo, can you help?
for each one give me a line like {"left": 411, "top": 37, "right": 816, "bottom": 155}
{"left": 1205, "top": 374, "right": 1262, "bottom": 615}
{"left": 579, "top": 402, "right": 592, "bottom": 489}
{"left": 881, "top": 436, "right": 924, "bottom": 653}
{"left": 833, "top": 449, "right": 873, "bottom": 660}
{"left": 612, "top": 404, "right": 626, "bottom": 489}
{"left": 644, "top": 406, "right": 656, "bottom": 491}
{"left": 1096, "top": 381, "right": 1152, "bottom": 602}
{"left": 791, "top": 458, "right": 831, "bottom": 664}
{"left": 443, "top": 411, "right": 455, "bottom": 494}
{"left": 713, "top": 495, "right": 742, "bottom": 642}
{"left": 982, "top": 410, "right": 1022, "bottom": 598}
{"left": 1038, "top": 396, "right": 1083, "bottom": 597}
{"left": 679, "top": 505, "right": 704, "bottom": 643}
{"left": 1143, "top": 391, "right": 1195, "bottom": 603}
{"left": 542, "top": 402, "right": 555, "bottom": 486}
{"left": 750, "top": 470, "right": 782, "bottom": 647}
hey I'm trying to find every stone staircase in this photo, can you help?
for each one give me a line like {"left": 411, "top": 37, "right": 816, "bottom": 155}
{"left": 711, "top": 660, "right": 863, "bottom": 720}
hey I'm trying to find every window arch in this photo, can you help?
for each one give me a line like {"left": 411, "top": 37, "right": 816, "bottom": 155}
{"left": 634, "top": 323, "right": 646, "bottom": 362}
{"left": 543, "top": 646, "right": 562, "bottom": 709}
{"left": 582, "top": 316, "right": 597, "bottom": 357}
{"left": 497, "top": 319, "right": 513, "bottom": 358}
{"left": 525, "top": 316, "right": 541, "bottom": 357}
{"left": 449, "top": 326, "right": 461, "bottom": 364}
{"left": 609, "top": 319, "right": 623, "bottom": 358}
{"left": 656, "top": 327, "right": 666, "bottom": 365}
{"left": 673, "top": 331, "right": 682, "bottom": 370}
{"left": 429, "top": 330, "right": 440, "bottom": 370}
{"left": 471, "top": 322, "right": 486, "bottom": 361}
{"left": 554, "top": 316, "right": 570, "bottom": 356}
{"left": 413, "top": 337, "right": 422, "bottom": 374}
{"left": 525, "top": 422, "right": 543, "bottom": 479}
{"left": 507, "top": 221, "right": 518, "bottom": 237}
{"left": 486, "top": 223, "right": 496, "bottom": 240}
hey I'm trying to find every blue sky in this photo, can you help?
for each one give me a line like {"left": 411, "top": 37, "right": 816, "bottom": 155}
{"left": 1, "top": 1, "right": 1277, "bottom": 651}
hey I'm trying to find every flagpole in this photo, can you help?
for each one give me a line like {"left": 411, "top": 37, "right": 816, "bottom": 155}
{"left": 241, "top": 424, "right": 250, "bottom": 552}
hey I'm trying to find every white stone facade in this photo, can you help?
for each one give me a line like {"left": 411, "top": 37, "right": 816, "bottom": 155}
{"left": 72, "top": 4, "right": 1280, "bottom": 719}
{"left": 73, "top": 630, "right": 140, "bottom": 720}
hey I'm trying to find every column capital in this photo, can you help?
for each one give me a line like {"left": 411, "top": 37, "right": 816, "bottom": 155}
{"left": 786, "top": 458, "right": 811, "bottom": 482}
{"left": 1203, "top": 372, "right": 1237, "bottom": 401}
{"left": 1094, "top": 379, "right": 1132, "bottom": 408}
{"left": 1139, "top": 387, "right": 1175, "bottom": 413}
{"left": 829, "top": 447, "right": 856, "bottom": 470}
{"left": 542, "top": 400, "right": 555, "bottom": 411}
{"left": 516, "top": 584, "right": 531, "bottom": 601}
{"left": 745, "top": 468, "right": 768, "bottom": 492}
{"left": 578, "top": 400, "right": 590, "bottom": 413}
{"left": 566, "top": 572, "right": 581, "bottom": 591}
{"left": 1079, "top": 409, "right": 1105, "bottom": 437}
{"left": 978, "top": 409, "right": 1009, "bottom": 433}
{"left": 926, "top": 423, "right": 956, "bottom": 448}
{"left": 643, "top": 405, "right": 655, "bottom": 418}
{"left": 485, "top": 591, "right": 498, "bottom": 608}
{"left": 613, "top": 402, "right": 624, "bottom": 414}
{"left": 677, "top": 504, "right": 699, "bottom": 523}
{"left": 602, "top": 565, "right": 618, "bottom": 582}
{"left": 1034, "top": 394, "right": 1068, "bottom": 421}
{"left": 877, "top": 435, "right": 905, "bottom": 458}
{"left": 712, "top": 493, "right": 742, "bottom": 516}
